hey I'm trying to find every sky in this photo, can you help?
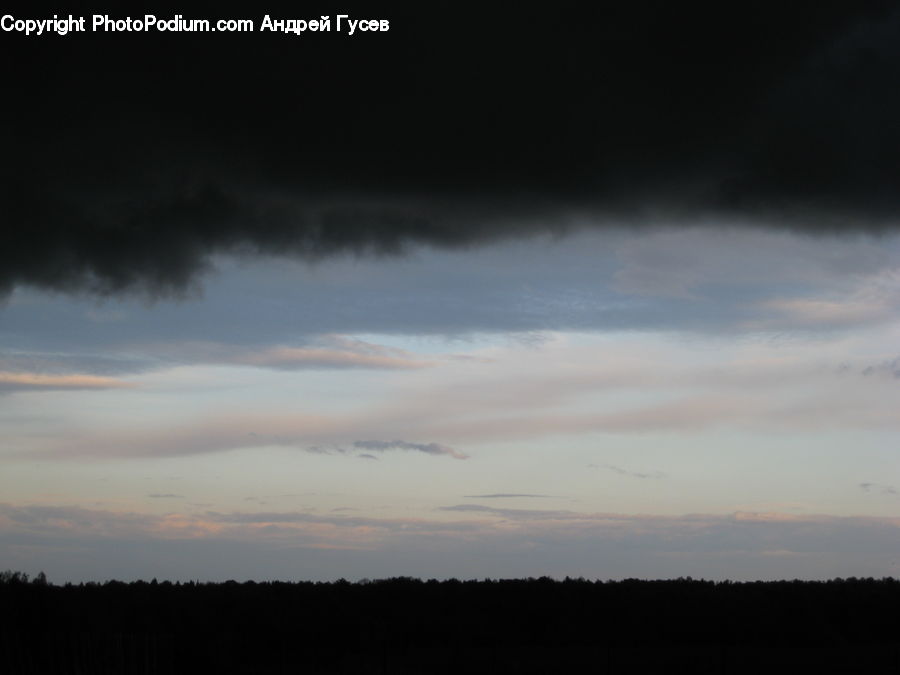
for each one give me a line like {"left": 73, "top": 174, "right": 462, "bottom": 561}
{"left": 1, "top": 3, "right": 899, "bottom": 582}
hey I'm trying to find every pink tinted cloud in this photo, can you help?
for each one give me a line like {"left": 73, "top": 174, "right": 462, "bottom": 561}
{"left": 0, "top": 372, "right": 133, "bottom": 393}
{"left": 3, "top": 503, "right": 899, "bottom": 559}
{"left": 233, "top": 346, "right": 433, "bottom": 370}
{"left": 141, "top": 335, "right": 435, "bottom": 371}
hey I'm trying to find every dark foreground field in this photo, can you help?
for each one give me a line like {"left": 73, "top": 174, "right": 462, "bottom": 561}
{"left": 2, "top": 573, "right": 899, "bottom": 674}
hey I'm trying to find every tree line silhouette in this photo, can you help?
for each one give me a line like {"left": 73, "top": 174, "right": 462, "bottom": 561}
{"left": 2, "top": 572, "right": 898, "bottom": 673}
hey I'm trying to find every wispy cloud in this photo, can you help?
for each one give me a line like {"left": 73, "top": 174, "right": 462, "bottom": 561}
{"left": 861, "top": 357, "right": 900, "bottom": 379}
{"left": 438, "top": 504, "right": 575, "bottom": 520}
{"left": 749, "top": 269, "right": 900, "bottom": 331}
{"left": 758, "top": 298, "right": 889, "bottom": 328}
{"left": 0, "top": 351, "right": 154, "bottom": 376}
{"left": 591, "top": 464, "right": 666, "bottom": 479}
{"left": 0, "top": 371, "right": 133, "bottom": 394}
{"left": 352, "top": 440, "right": 468, "bottom": 460}
{"left": 230, "top": 344, "right": 432, "bottom": 371}
{"left": 3, "top": 502, "right": 900, "bottom": 580}
{"left": 12, "top": 330, "right": 900, "bottom": 461}
{"left": 147, "top": 335, "right": 434, "bottom": 371}
{"left": 147, "top": 493, "right": 184, "bottom": 499}
{"left": 304, "top": 440, "right": 466, "bottom": 460}
{"left": 463, "top": 493, "right": 556, "bottom": 499}
{"left": 16, "top": 377, "right": 900, "bottom": 460}
{"left": 860, "top": 482, "right": 898, "bottom": 496}
{"left": 6, "top": 502, "right": 898, "bottom": 551}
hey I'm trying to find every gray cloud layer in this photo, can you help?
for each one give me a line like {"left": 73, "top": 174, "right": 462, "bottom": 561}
{"left": 3, "top": 502, "right": 899, "bottom": 582}
{"left": 4, "top": 228, "right": 896, "bottom": 369}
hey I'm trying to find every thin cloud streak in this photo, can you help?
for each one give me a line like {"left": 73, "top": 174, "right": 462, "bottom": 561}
{"left": 591, "top": 464, "right": 666, "bottom": 479}
{"left": 232, "top": 346, "right": 432, "bottom": 370}
{"left": 352, "top": 440, "right": 468, "bottom": 460}
{"left": 3, "top": 502, "right": 899, "bottom": 564}
{"left": 12, "top": 355, "right": 900, "bottom": 460}
{"left": 464, "top": 494, "right": 557, "bottom": 499}
{"left": 304, "top": 441, "right": 466, "bottom": 460}
{"left": 438, "top": 504, "right": 577, "bottom": 520}
{"left": 0, "top": 371, "right": 133, "bottom": 394}
{"left": 860, "top": 483, "right": 898, "bottom": 496}
{"left": 135, "top": 335, "right": 435, "bottom": 372}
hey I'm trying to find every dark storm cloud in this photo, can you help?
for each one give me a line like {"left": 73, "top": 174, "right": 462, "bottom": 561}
{"left": 2, "top": 3, "right": 899, "bottom": 297}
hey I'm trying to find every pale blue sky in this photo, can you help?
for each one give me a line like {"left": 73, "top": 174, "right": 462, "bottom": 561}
{"left": 2, "top": 226, "right": 899, "bottom": 582}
